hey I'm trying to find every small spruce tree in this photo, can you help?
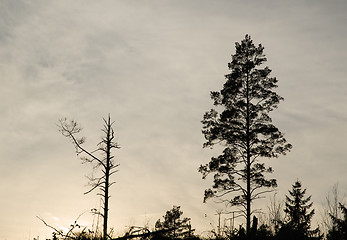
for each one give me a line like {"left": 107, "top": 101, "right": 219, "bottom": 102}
{"left": 278, "top": 180, "right": 322, "bottom": 239}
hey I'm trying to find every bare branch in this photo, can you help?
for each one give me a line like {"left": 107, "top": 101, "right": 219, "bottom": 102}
{"left": 37, "top": 216, "right": 62, "bottom": 235}
{"left": 58, "top": 119, "right": 107, "bottom": 169}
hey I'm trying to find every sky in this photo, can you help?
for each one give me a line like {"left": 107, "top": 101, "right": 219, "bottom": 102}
{"left": 0, "top": 0, "right": 347, "bottom": 239}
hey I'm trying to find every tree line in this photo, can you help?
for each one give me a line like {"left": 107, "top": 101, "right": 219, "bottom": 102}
{"left": 41, "top": 181, "right": 346, "bottom": 240}
{"left": 40, "top": 35, "right": 346, "bottom": 240}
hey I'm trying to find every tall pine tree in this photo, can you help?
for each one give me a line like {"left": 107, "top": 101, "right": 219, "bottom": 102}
{"left": 200, "top": 34, "right": 292, "bottom": 236}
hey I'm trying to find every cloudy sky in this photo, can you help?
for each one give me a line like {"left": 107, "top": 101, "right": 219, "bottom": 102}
{"left": 1, "top": 1, "right": 347, "bottom": 239}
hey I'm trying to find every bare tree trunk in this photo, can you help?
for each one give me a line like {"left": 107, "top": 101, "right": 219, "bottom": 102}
{"left": 103, "top": 116, "right": 113, "bottom": 240}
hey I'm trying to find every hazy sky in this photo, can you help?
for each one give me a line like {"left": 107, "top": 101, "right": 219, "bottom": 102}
{"left": 1, "top": 1, "right": 347, "bottom": 239}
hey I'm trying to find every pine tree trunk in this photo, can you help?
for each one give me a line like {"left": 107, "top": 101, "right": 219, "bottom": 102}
{"left": 246, "top": 71, "right": 251, "bottom": 236}
{"left": 246, "top": 159, "right": 251, "bottom": 236}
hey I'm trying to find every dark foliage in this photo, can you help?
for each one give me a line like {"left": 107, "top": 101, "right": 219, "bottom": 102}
{"left": 256, "top": 224, "right": 274, "bottom": 240}
{"left": 155, "top": 206, "right": 194, "bottom": 239}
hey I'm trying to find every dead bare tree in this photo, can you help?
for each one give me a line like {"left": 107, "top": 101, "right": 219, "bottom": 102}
{"left": 259, "top": 192, "right": 284, "bottom": 234}
{"left": 59, "top": 115, "right": 120, "bottom": 240}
